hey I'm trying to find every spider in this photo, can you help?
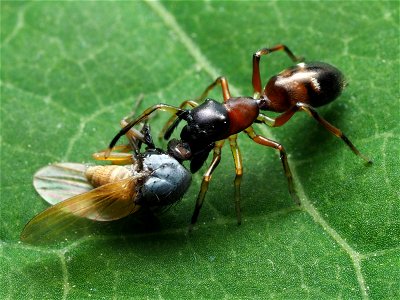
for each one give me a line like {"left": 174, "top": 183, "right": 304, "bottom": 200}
{"left": 107, "top": 44, "right": 371, "bottom": 227}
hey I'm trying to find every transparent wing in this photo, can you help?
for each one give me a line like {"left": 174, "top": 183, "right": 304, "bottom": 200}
{"left": 33, "top": 163, "right": 93, "bottom": 205}
{"left": 21, "top": 177, "right": 142, "bottom": 244}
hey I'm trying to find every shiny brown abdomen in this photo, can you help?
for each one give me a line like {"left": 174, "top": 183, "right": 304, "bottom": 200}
{"left": 264, "top": 62, "right": 346, "bottom": 112}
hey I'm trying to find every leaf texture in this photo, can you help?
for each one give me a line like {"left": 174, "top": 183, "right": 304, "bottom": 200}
{"left": 1, "top": 1, "right": 399, "bottom": 299}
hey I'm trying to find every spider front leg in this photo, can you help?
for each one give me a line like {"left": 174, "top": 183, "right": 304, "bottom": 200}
{"left": 190, "top": 141, "right": 225, "bottom": 230}
{"left": 107, "top": 104, "right": 184, "bottom": 156}
{"left": 252, "top": 44, "right": 303, "bottom": 98}
{"left": 244, "top": 126, "right": 300, "bottom": 205}
{"left": 120, "top": 118, "right": 155, "bottom": 149}
{"left": 95, "top": 121, "right": 155, "bottom": 165}
{"left": 257, "top": 102, "right": 372, "bottom": 164}
{"left": 160, "top": 100, "right": 198, "bottom": 140}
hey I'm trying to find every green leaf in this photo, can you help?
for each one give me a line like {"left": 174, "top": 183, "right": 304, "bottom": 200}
{"left": 1, "top": 1, "right": 398, "bottom": 299}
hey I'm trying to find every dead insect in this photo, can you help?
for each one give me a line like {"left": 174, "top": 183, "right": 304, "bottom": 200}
{"left": 108, "top": 44, "right": 371, "bottom": 227}
{"left": 21, "top": 123, "right": 191, "bottom": 243}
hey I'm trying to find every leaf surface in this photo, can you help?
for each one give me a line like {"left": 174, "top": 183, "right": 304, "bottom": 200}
{"left": 1, "top": 1, "right": 399, "bottom": 299}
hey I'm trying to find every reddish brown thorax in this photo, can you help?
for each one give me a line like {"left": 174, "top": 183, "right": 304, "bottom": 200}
{"left": 225, "top": 97, "right": 259, "bottom": 135}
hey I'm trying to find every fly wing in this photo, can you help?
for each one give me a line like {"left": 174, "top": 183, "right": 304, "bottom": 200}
{"left": 21, "top": 176, "right": 143, "bottom": 244}
{"left": 33, "top": 163, "right": 93, "bottom": 205}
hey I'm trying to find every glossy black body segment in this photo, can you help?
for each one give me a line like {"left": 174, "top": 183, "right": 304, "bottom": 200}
{"left": 179, "top": 99, "right": 230, "bottom": 172}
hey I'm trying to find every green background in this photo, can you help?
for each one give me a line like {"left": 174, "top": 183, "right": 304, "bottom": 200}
{"left": 1, "top": 1, "right": 399, "bottom": 299}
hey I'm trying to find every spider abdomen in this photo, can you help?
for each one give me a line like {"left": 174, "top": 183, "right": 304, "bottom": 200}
{"left": 264, "top": 62, "right": 346, "bottom": 112}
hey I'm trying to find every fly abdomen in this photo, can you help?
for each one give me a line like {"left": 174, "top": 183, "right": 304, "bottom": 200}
{"left": 85, "top": 165, "right": 131, "bottom": 188}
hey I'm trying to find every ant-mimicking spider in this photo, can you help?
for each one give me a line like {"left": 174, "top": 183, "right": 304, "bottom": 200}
{"left": 107, "top": 44, "right": 372, "bottom": 227}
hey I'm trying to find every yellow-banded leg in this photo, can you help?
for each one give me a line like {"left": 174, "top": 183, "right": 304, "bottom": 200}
{"left": 228, "top": 134, "right": 243, "bottom": 224}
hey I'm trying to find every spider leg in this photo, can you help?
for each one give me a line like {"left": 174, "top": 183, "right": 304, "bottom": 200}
{"left": 228, "top": 134, "right": 243, "bottom": 225}
{"left": 244, "top": 126, "right": 300, "bottom": 205}
{"left": 197, "top": 76, "right": 232, "bottom": 102}
{"left": 160, "top": 100, "right": 198, "bottom": 140}
{"left": 252, "top": 44, "right": 303, "bottom": 98}
{"left": 107, "top": 104, "right": 184, "bottom": 156}
{"left": 257, "top": 102, "right": 372, "bottom": 163}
